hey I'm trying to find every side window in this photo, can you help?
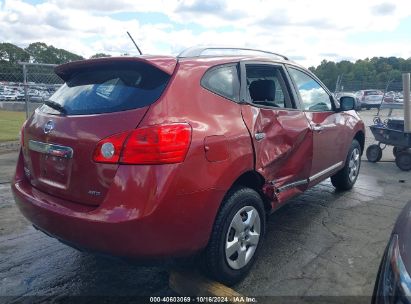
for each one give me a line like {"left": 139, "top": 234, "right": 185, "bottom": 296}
{"left": 201, "top": 64, "right": 239, "bottom": 101}
{"left": 245, "top": 65, "right": 293, "bottom": 109}
{"left": 288, "top": 67, "right": 332, "bottom": 111}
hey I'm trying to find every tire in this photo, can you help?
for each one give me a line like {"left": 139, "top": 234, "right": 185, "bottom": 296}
{"left": 393, "top": 146, "right": 406, "bottom": 158}
{"left": 396, "top": 151, "right": 411, "bottom": 171}
{"left": 366, "top": 144, "right": 382, "bottom": 162}
{"left": 331, "top": 140, "right": 361, "bottom": 191}
{"left": 371, "top": 243, "right": 390, "bottom": 303}
{"left": 204, "top": 187, "right": 266, "bottom": 286}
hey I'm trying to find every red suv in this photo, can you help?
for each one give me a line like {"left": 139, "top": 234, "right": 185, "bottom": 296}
{"left": 12, "top": 47, "right": 365, "bottom": 285}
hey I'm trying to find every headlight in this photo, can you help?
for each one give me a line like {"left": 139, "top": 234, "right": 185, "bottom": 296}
{"left": 377, "top": 235, "right": 411, "bottom": 303}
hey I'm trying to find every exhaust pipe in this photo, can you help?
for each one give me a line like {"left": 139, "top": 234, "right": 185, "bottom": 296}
{"left": 404, "top": 73, "right": 411, "bottom": 133}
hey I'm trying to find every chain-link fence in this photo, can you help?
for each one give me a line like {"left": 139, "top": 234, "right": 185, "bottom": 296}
{"left": 1, "top": 67, "right": 409, "bottom": 117}
{"left": 0, "top": 62, "right": 63, "bottom": 118}
{"left": 335, "top": 74, "right": 408, "bottom": 116}
{"left": 335, "top": 74, "right": 405, "bottom": 94}
{"left": 0, "top": 66, "right": 23, "bottom": 83}
{"left": 0, "top": 66, "right": 26, "bottom": 106}
{"left": 336, "top": 80, "right": 403, "bottom": 93}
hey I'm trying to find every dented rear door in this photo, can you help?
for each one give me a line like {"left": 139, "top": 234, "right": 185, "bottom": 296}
{"left": 240, "top": 62, "right": 313, "bottom": 203}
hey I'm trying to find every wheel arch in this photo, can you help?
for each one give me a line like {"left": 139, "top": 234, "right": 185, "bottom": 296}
{"left": 354, "top": 130, "right": 365, "bottom": 155}
{"left": 227, "top": 170, "right": 271, "bottom": 213}
{"left": 204, "top": 170, "right": 268, "bottom": 285}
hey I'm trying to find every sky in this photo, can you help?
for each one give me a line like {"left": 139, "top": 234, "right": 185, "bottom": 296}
{"left": 0, "top": 0, "right": 411, "bottom": 67}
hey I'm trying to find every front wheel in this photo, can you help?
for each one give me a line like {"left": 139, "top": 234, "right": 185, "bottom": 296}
{"left": 204, "top": 187, "right": 266, "bottom": 286}
{"left": 331, "top": 140, "right": 361, "bottom": 190}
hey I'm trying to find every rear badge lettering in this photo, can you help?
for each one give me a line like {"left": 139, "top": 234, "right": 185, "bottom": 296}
{"left": 88, "top": 190, "right": 101, "bottom": 196}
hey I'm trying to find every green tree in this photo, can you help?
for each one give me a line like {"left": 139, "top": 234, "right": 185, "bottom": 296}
{"left": 310, "top": 60, "right": 339, "bottom": 89}
{"left": 25, "top": 42, "right": 83, "bottom": 64}
{"left": 90, "top": 53, "right": 111, "bottom": 59}
{"left": 0, "top": 43, "right": 30, "bottom": 64}
{"left": 310, "top": 56, "right": 411, "bottom": 91}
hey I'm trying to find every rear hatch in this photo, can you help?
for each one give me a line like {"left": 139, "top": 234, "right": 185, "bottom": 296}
{"left": 364, "top": 91, "right": 383, "bottom": 103}
{"left": 22, "top": 57, "right": 176, "bottom": 206}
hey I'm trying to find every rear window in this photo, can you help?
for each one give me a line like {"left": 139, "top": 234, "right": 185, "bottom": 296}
{"left": 365, "top": 90, "right": 381, "bottom": 96}
{"left": 42, "top": 61, "right": 170, "bottom": 115}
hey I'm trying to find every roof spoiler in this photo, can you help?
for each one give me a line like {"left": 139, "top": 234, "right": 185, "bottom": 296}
{"left": 55, "top": 56, "right": 177, "bottom": 81}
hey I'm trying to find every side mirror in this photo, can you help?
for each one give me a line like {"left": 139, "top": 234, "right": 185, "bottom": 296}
{"left": 339, "top": 96, "right": 355, "bottom": 111}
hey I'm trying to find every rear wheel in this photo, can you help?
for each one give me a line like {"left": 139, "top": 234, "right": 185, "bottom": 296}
{"left": 331, "top": 140, "right": 361, "bottom": 190}
{"left": 396, "top": 151, "right": 411, "bottom": 171}
{"left": 204, "top": 187, "right": 265, "bottom": 286}
{"left": 366, "top": 144, "right": 382, "bottom": 162}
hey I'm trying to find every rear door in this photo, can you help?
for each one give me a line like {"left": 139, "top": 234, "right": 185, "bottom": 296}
{"left": 22, "top": 58, "right": 175, "bottom": 206}
{"left": 286, "top": 66, "right": 346, "bottom": 186}
{"left": 240, "top": 62, "right": 312, "bottom": 203}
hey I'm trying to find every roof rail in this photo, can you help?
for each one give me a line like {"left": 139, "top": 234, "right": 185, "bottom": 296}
{"left": 177, "top": 47, "right": 289, "bottom": 60}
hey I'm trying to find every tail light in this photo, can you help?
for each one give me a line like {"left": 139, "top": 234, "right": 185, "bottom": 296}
{"left": 93, "top": 123, "right": 192, "bottom": 165}
{"left": 93, "top": 132, "right": 129, "bottom": 164}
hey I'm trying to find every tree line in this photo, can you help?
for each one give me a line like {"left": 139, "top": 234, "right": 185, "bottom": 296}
{"left": 0, "top": 42, "right": 111, "bottom": 65}
{"left": 2, "top": 41, "right": 411, "bottom": 90}
{"left": 0, "top": 42, "right": 110, "bottom": 82}
{"left": 309, "top": 57, "right": 411, "bottom": 91}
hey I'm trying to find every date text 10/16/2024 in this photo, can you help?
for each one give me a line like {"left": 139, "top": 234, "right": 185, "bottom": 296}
{"left": 149, "top": 297, "right": 257, "bottom": 303}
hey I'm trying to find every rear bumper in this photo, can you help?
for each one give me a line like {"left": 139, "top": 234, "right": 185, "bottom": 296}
{"left": 361, "top": 103, "right": 381, "bottom": 109}
{"left": 12, "top": 151, "right": 223, "bottom": 258}
{"left": 361, "top": 103, "right": 381, "bottom": 108}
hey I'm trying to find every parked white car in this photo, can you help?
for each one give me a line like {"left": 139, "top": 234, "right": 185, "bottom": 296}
{"left": 355, "top": 90, "right": 383, "bottom": 109}
{"left": 4, "top": 93, "right": 18, "bottom": 101}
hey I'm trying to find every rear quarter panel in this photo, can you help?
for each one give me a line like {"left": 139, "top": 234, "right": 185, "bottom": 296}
{"left": 140, "top": 58, "right": 255, "bottom": 200}
{"left": 134, "top": 59, "right": 256, "bottom": 249}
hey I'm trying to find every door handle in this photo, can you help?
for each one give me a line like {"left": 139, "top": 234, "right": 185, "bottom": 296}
{"left": 312, "top": 125, "right": 324, "bottom": 132}
{"left": 255, "top": 132, "right": 265, "bottom": 141}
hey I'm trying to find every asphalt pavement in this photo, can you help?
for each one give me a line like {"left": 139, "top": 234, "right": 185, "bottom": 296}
{"left": 0, "top": 109, "right": 410, "bottom": 302}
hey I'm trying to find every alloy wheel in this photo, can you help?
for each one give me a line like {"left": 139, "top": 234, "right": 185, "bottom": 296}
{"left": 225, "top": 206, "right": 261, "bottom": 270}
{"left": 348, "top": 147, "right": 360, "bottom": 182}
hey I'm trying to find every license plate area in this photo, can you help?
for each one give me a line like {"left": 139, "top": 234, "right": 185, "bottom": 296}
{"left": 29, "top": 140, "right": 73, "bottom": 189}
{"left": 39, "top": 154, "right": 71, "bottom": 187}
{"left": 369, "top": 96, "right": 380, "bottom": 101}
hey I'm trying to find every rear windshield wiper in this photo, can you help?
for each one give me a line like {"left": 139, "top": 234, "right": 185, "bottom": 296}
{"left": 44, "top": 100, "right": 66, "bottom": 114}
